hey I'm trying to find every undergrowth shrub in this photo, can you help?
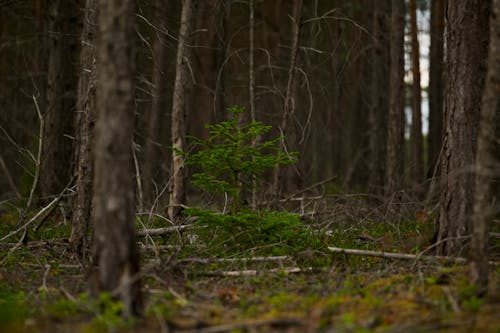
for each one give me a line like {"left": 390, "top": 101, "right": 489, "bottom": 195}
{"left": 184, "top": 208, "right": 325, "bottom": 256}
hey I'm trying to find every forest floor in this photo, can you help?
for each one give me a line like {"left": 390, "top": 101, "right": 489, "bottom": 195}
{"left": 1, "top": 195, "right": 499, "bottom": 333}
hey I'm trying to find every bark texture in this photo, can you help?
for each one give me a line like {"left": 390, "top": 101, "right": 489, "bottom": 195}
{"left": 40, "top": 0, "right": 81, "bottom": 197}
{"left": 385, "top": 0, "right": 405, "bottom": 196}
{"left": 92, "top": 0, "right": 141, "bottom": 316}
{"left": 70, "top": 0, "right": 98, "bottom": 259}
{"left": 428, "top": 0, "right": 445, "bottom": 177}
{"left": 470, "top": 0, "right": 500, "bottom": 295}
{"left": 168, "top": 0, "right": 194, "bottom": 219}
{"left": 438, "top": 1, "right": 490, "bottom": 256}
{"left": 369, "top": 0, "right": 391, "bottom": 194}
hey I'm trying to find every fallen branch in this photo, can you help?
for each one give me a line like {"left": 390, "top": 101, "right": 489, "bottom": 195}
{"left": 137, "top": 224, "right": 197, "bottom": 236}
{"left": 215, "top": 266, "right": 310, "bottom": 277}
{"left": 1, "top": 195, "right": 61, "bottom": 242}
{"left": 178, "top": 255, "right": 290, "bottom": 265}
{"left": 327, "top": 246, "right": 499, "bottom": 266}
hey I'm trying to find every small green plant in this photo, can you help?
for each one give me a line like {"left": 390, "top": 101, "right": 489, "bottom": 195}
{"left": 86, "top": 293, "right": 134, "bottom": 332}
{"left": 184, "top": 208, "right": 324, "bottom": 256}
{"left": 176, "top": 106, "right": 297, "bottom": 212}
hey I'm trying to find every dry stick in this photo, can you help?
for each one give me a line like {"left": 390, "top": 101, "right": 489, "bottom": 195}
{"left": 142, "top": 174, "right": 175, "bottom": 250}
{"left": 0, "top": 176, "right": 75, "bottom": 243}
{"left": 132, "top": 142, "right": 144, "bottom": 213}
{"left": 327, "top": 246, "right": 500, "bottom": 266}
{"left": 0, "top": 196, "right": 60, "bottom": 242}
{"left": 18, "top": 95, "right": 44, "bottom": 227}
{"left": 177, "top": 255, "right": 290, "bottom": 265}
{"left": 217, "top": 266, "right": 310, "bottom": 277}
{"left": 137, "top": 224, "right": 197, "bottom": 236}
{"left": 0, "top": 231, "right": 25, "bottom": 266}
{"left": 33, "top": 176, "right": 76, "bottom": 232}
{"left": 283, "top": 176, "right": 336, "bottom": 202}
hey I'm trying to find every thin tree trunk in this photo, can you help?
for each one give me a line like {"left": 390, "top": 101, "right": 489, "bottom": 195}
{"left": 428, "top": 0, "right": 445, "bottom": 178}
{"left": 273, "top": 0, "right": 303, "bottom": 199}
{"left": 470, "top": 0, "right": 500, "bottom": 296}
{"left": 168, "top": 0, "right": 195, "bottom": 219}
{"left": 409, "top": 0, "right": 424, "bottom": 189}
{"left": 437, "top": 1, "right": 490, "bottom": 256}
{"left": 40, "top": 0, "right": 81, "bottom": 198}
{"left": 143, "top": 3, "right": 169, "bottom": 205}
{"left": 249, "top": 0, "right": 257, "bottom": 210}
{"left": 369, "top": 0, "right": 391, "bottom": 194}
{"left": 386, "top": 0, "right": 405, "bottom": 196}
{"left": 91, "top": 0, "right": 141, "bottom": 316}
{"left": 70, "top": 0, "right": 98, "bottom": 259}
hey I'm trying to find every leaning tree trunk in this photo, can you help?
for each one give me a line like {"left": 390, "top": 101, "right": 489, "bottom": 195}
{"left": 409, "top": 0, "right": 424, "bottom": 189}
{"left": 40, "top": 0, "right": 81, "bottom": 198}
{"left": 470, "top": 0, "right": 500, "bottom": 296}
{"left": 385, "top": 0, "right": 405, "bottom": 197}
{"left": 369, "top": 0, "right": 391, "bottom": 195}
{"left": 70, "top": 0, "right": 98, "bottom": 260}
{"left": 91, "top": 0, "right": 141, "bottom": 316}
{"left": 168, "top": 0, "right": 195, "bottom": 220}
{"left": 428, "top": 0, "right": 445, "bottom": 178}
{"left": 437, "top": 1, "right": 490, "bottom": 256}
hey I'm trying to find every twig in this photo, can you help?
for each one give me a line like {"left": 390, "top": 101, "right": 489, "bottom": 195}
{"left": 40, "top": 264, "right": 51, "bottom": 292}
{"left": 442, "top": 286, "right": 461, "bottom": 314}
{"left": 283, "top": 176, "right": 336, "bottom": 202}
{"left": 327, "top": 246, "right": 500, "bottom": 266}
{"left": 0, "top": 196, "right": 59, "bottom": 242}
{"left": 0, "top": 228, "right": 26, "bottom": 266}
{"left": 33, "top": 176, "right": 76, "bottom": 232}
{"left": 17, "top": 95, "right": 44, "bottom": 229}
{"left": 132, "top": 142, "right": 144, "bottom": 212}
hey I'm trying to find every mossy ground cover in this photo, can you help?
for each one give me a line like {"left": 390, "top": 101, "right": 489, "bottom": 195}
{"left": 0, "top": 207, "right": 499, "bottom": 333}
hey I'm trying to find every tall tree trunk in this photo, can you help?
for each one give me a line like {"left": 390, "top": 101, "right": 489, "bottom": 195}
{"left": 437, "top": 1, "right": 490, "bottom": 256}
{"left": 369, "top": 0, "right": 391, "bottom": 194}
{"left": 143, "top": 1, "right": 169, "bottom": 205}
{"left": 428, "top": 0, "right": 445, "bottom": 178}
{"left": 409, "top": 0, "right": 424, "bottom": 189}
{"left": 70, "top": 0, "right": 98, "bottom": 259}
{"left": 168, "top": 0, "right": 195, "bottom": 219}
{"left": 273, "top": 0, "right": 303, "bottom": 198}
{"left": 386, "top": 0, "right": 405, "bottom": 196}
{"left": 249, "top": 0, "right": 257, "bottom": 209}
{"left": 470, "top": 0, "right": 499, "bottom": 296}
{"left": 91, "top": 0, "right": 141, "bottom": 316}
{"left": 40, "top": 0, "right": 81, "bottom": 198}
{"left": 212, "top": 0, "right": 228, "bottom": 123}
